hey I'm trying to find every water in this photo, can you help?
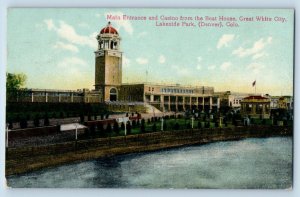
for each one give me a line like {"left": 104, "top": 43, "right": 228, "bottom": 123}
{"left": 7, "top": 137, "right": 292, "bottom": 189}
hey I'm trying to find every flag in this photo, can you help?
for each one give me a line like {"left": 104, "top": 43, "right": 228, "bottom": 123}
{"left": 252, "top": 80, "right": 256, "bottom": 87}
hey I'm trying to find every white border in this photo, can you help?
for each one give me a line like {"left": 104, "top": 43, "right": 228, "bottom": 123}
{"left": 0, "top": 1, "right": 298, "bottom": 197}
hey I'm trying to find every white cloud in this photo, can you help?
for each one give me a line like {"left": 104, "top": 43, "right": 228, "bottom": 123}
{"left": 136, "top": 57, "right": 148, "bottom": 65}
{"left": 196, "top": 65, "right": 202, "bottom": 70}
{"left": 123, "top": 55, "right": 131, "bottom": 68}
{"left": 102, "top": 12, "right": 134, "bottom": 35}
{"left": 44, "top": 19, "right": 54, "bottom": 30}
{"left": 137, "top": 31, "right": 148, "bottom": 38}
{"left": 44, "top": 19, "right": 97, "bottom": 49}
{"left": 252, "top": 52, "right": 267, "bottom": 60}
{"left": 53, "top": 42, "right": 79, "bottom": 53}
{"left": 172, "top": 65, "right": 190, "bottom": 76}
{"left": 158, "top": 55, "right": 166, "bottom": 64}
{"left": 247, "top": 62, "right": 265, "bottom": 74}
{"left": 220, "top": 62, "right": 232, "bottom": 70}
{"left": 208, "top": 65, "right": 216, "bottom": 70}
{"left": 232, "top": 37, "right": 272, "bottom": 58}
{"left": 217, "top": 34, "right": 235, "bottom": 49}
{"left": 57, "top": 57, "right": 87, "bottom": 68}
{"left": 78, "top": 23, "right": 90, "bottom": 28}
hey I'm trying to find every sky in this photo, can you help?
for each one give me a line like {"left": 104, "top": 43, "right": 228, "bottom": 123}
{"left": 7, "top": 8, "right": 294, "bottom": 95}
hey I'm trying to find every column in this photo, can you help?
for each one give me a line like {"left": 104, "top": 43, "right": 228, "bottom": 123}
{"left": 160, "top": 95, "right": 164, "bottom": 111}
{"left": 252, "top": 104, "right": 256, "bottom": 114}
{"left": 71, "top": 93, "right": 74, "bottom": 103}
{"left": 202, "top": 97, "right": 205, "bottom": 111}
{"left": 31, "top": 92, "right": 34, "bottom": 102}
{"left": 209, "top": 97, "right": 212, "bottom": 110}
{"left": 150, "top": 95, "right": 154, "bottom": 102}
{"left": 183, "top": 97, "right": 185, "bottom": 111}
{"left": 189, "top": 96, "right": 192, "bottom": 110}
{"left": 45, "top": 93, "right": 48, "bottom": 103}
{"left": 262, "top": 104, "right": 266, "bottom": 118}
{"left": 175, "top": 96, "right": 178, "bottom": 112}
{"left": 168, "top": 96, "right": 171, "bottom": 111}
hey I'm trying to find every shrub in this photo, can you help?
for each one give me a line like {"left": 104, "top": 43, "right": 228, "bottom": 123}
{"left": 80, "top": 113, "right": 84, "bottom": 123}
{"left": 90, "top": 125, "right": 96, "bottom": 136}
{"left": 132, "top": 120, "right": 137, "bottom": 127}
{"left": 106, "top": 124, "right": 112, "bottom": 133}
{"left": 97, "top": 123, "right": 104, "bottom": 136}
{"left": 113, "top": 122, "right": 120, "bottom": 134}
{"left": 205, "top": 121, "right": 210, "bottom": 128}
{"left": 174, "top": 122, "right": 180, "bottom": 130}
{"left": 20, "top": 116, "right": 28, "bottom": 129}
{"left": 8, "top": 121, "right": 13, "bottom": 129}
{"left": 121, "top": 122, "right": 125, "bottom": 130}
{"left": 163, "top": 121, "right": 167, "bottom": 131}
{"left": 214, "top": 121, "right": 218, "bottom": 128}
{"left": 197, "top": 121, "right": 202, "bottom": 129}
{"left": 33, "top": 114, "right": 40, "bottom": 127}
{"left": 152, "top": 123, "right": 157, "bottom": 132}
{"left": 140, "top": 122, "right": 145, "bottom": 133}
{"left": 59, "top": 111, "right": 64, "bottom": 119}
{"left": 126, "top": 121, "right": 131, "bottom": 134}
{"left": 186, "top": 122, "right": 191, "bottom": 129}
{"left": 44, "top": 113, "right": 50, "bottom": 126}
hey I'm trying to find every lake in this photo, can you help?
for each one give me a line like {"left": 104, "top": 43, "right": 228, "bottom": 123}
{"left": 7, "top": 137, "right": 292, "bottom": 189}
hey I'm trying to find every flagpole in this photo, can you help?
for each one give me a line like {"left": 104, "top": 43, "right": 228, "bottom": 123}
{"left": 255, "top": 79, "right": 256, "bottom": 94}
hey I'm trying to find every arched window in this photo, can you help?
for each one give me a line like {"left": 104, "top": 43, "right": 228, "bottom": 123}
{"left": 110, "top": 88, "right": 117, "bottom": 101}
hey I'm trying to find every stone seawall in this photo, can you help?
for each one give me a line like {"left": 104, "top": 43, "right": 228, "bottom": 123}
{"left": 6, "top": 126, "right": 292, "bottom": 176}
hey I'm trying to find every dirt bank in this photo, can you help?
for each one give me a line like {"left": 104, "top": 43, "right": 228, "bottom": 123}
{"left": 6, "top": 125, "right": 292, "bottom": 176}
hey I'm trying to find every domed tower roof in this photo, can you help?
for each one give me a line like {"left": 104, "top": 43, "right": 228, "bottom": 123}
{"left": 100, "top": 22, "right": 118, "bottom": 35}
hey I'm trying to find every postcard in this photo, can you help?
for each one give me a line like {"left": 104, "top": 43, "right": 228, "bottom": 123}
{"left": 5, "top": 8, "right": 294, "bottom": 189}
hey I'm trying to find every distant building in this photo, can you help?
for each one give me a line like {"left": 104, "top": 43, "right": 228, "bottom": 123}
{"left": 214, "top": 91, "right": 250, "bottom": 109}
{"left": 240, "top": 96, "right": 271, "bottom": 119}
{"left": 278, "top": 96, "right": 293, "bottom": 110}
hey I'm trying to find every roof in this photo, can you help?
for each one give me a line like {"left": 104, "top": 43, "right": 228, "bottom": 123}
{"left": 243, "top": 95, "right": 269, "bottom": 100}
{"left": 100, "top": 22, "right": 118, "bottom": 35}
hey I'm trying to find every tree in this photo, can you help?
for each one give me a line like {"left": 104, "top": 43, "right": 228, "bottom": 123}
{"left": 113, "top": 122, "right": 120, "bottom": 134}
{"left": 140, "top": 120, "right": 146, "bottom": 133}
{"left": 6, "top": 73, "right": 27, "bottom": 100}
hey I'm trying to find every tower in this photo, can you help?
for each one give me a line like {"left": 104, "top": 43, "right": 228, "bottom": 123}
{"left": 95, "top": 22, "right": 122, "bottom": 102}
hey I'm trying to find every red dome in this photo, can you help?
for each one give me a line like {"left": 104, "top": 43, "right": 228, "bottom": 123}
{"left": 100, "top": 22, "right": 118, "bottom": 35}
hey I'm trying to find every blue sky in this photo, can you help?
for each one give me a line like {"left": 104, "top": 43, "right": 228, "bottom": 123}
{"left": 7, "top": 8, "right": 294, "bottom": 95}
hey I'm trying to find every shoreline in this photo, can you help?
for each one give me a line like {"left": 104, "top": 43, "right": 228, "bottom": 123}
{"left": 6, "top": 126, "right": 292, "bottom": 176}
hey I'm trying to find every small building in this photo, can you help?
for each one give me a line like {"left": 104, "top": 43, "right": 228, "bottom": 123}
{"left": 278, "top": 96, "right": 293, "bottom": 110}
{"left": 214, "top": 91, "right": 250, "bottom": 109}
{"left": 240, "top": 95, "right": 271, "bottom": 119}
